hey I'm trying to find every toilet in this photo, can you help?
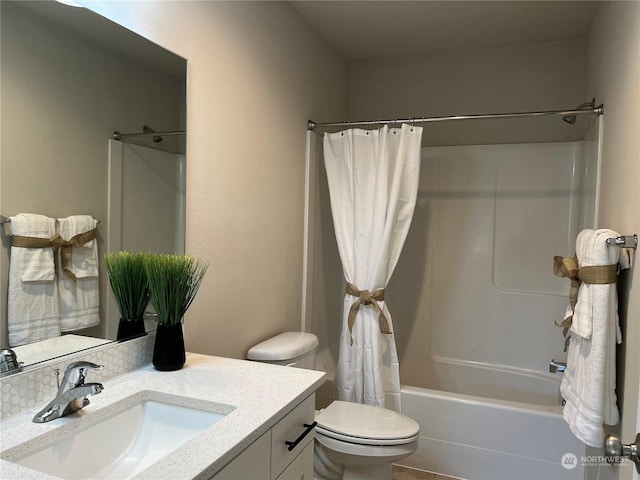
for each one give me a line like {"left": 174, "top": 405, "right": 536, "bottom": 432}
{"left": 247, "top": 332, "right": 420, "bottom": 480}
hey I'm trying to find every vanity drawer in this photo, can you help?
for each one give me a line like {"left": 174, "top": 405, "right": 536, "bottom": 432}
{"left": 271, "top": 394, "right": 315, "bottom": 480}
{"left": 212, "top": 429, "right": 271, "bottom": 480}
{"left": 276, "top": 441, "right": 314, "bottom": 480}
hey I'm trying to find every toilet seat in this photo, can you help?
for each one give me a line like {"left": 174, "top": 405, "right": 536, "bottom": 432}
{"left": 315, "top": 401, "right": 420, "bottom": 446}
{"left": 316, "top": 426, "right": 419, "bottom": 446}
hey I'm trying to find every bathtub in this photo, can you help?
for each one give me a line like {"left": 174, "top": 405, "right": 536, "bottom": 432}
{"left": 398, "top": 382, "right": 586, "bottom": 480}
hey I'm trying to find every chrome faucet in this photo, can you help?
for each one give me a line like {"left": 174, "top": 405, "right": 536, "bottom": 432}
{"left": 0, "top": 348, "right": 22, "bottom": 375}
{"left": 32, "top": 361, "right": 104, "bottom": 423}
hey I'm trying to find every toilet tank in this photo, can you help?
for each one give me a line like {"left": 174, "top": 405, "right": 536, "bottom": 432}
{"left": 247, "top": 332, "right": 318, "bottom": 370}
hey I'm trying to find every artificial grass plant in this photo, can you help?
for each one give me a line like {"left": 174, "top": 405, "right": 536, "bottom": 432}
{"left": 144, "top": 254, "right": 208, "bottom": 326}
{"left": 104, "top": 251, "right": 150, "bottom": 321}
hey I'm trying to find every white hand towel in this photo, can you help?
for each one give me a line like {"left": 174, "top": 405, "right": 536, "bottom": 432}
{"left": 7, "top": 213, "right": 61, "bottom": 346}
{"left": 56, "top": 215, "right": 100, "bottom": 332}
{"left": 560, "top": 228, "right": 628, "bottom": 447}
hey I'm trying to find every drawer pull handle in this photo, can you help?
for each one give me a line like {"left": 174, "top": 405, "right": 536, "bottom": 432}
{"left": 285, "top": 421, "right": 317, "bottom": 451}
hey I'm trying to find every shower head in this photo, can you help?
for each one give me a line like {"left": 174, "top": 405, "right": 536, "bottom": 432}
{"left": 562, "top": 98, "right": 596, "bottom": 125}
{"left": 143, "top": 125, "right": 163, "bottom": 143}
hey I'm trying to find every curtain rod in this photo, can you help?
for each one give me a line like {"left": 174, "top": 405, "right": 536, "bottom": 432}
{"left": 308, "top": 103, "right": 604, "bottom": 131}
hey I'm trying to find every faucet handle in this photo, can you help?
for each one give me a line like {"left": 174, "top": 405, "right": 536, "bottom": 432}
{"left": 63, "top": 361, "right": 104, "bottom": 387}
{"left": 65, "top": 361, "right": 103, "bottom": 372}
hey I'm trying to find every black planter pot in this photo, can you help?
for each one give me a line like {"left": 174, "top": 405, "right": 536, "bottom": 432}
{"left": 116, "top": 318, "right": 146, "bottom": 340}
{"left": 153, "top": 323, "right": 186, "bottom": 371}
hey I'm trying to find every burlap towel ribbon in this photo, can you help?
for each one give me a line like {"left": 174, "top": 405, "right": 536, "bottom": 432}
{"left": 552, "top": 255, "right": 618, "bottom": 337}
{"left": 11, "top": 228, "right": 97, "bottom": 281}
{"left": 345, "top": 282, "right": 391, "bottom": 345}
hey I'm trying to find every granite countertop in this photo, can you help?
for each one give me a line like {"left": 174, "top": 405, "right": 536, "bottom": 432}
{"left": 0, "top": 353, "right": 326, "bottom": 479}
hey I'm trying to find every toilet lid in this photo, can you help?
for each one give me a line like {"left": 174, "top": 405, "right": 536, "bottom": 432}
{"left": 315, "top": 401, "right": 419, "bottom": 445}
{"left": 246, "top": 332, "right": 318, "bottom": 361}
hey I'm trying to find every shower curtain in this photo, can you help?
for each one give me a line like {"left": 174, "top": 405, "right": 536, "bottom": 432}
{"left": 323, "top": 124, "right": 422, "bottom": 411}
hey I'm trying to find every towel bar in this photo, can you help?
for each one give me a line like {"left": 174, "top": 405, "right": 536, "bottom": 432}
{"left": 0, "top": 216, "right": 100, "bottom": 225}
{"left": 606, "top": 234, "right": 638, "bottom": 249}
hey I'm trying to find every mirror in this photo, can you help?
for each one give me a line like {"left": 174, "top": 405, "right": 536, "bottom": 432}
{"left": 0, "top": 0, "right": 187, "bottom": 370}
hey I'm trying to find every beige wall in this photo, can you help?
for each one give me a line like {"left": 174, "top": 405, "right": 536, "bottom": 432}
{"left": 349, "top": 39, "right": 588, "bottom": 146}
{"left": 587, "top": 2, "right": 640, "bottom": 478}
{"left": 84, "top": 1, "right": 349, "bottom": 359}
{"left": 0, "top": 3, "right": 184, "bottom": 346}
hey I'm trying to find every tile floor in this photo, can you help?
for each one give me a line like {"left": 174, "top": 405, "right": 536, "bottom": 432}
{"left": 393, "top": 464, "right": 460, "bottom": 480}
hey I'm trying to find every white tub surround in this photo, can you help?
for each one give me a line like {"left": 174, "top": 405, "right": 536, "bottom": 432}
{"left": 0, "top": 353, "right": 325, "bottom": 480}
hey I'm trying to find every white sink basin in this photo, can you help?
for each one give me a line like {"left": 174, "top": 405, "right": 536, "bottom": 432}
{"left": 4, "top": 390, "right": 234, "bottom": 479}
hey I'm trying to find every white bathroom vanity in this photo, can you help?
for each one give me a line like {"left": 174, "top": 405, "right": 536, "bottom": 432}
{"left": 0, "top": 353, "right": 324, "bottom": 479}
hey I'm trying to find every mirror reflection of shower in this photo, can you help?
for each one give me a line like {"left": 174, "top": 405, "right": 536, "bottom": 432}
{"left": 113, "top": 125, "right": 186, "bottom": 155}
{"left": 106, "top": 139, "right": 187, "bottom": 339}
{"left": 143, "top": 125, "right": 163, "bottom": 143}
{"left": 112, "top": 125, "right": 185, "bottom": 146}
